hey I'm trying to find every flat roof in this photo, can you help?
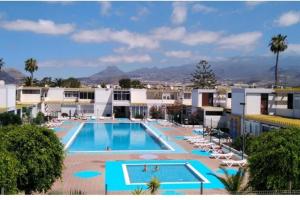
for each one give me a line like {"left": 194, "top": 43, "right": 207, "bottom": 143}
{"left": 246, "top": 114, "right": 300, "bottom": 128}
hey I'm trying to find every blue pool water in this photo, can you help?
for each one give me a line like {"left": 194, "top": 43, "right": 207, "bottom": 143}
{"left": 126, "top": 164, "right": 202, "bottom": 183}
{"left": 68, "top": 123, "right": 169, "bottom": 151}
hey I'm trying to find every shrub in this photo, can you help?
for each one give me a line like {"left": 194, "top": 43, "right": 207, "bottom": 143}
{"left": 0, "top": 112, "right": 22, "bottom": 126}
{"left": 33, "top": 112, "right": 46, "bottom": 125}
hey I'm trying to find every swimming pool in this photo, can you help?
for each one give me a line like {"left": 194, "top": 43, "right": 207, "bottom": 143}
{"left": 66, "top": 122, "right": 173, "bottom": 152}
{"left": 123, "top": 163, "right": 209, "bottom": 185}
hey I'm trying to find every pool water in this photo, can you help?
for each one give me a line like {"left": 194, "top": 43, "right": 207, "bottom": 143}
{"left": 68, "top": 123, "right": 169, "bottom": 151}
{"left": 125, "top": 164, "right": 203, "bottom": 184}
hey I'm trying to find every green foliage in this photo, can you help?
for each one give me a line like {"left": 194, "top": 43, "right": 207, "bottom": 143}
{"left": 147, "top": 177, "right": 160, "bottom": 195}
{"left": 210, "top": 167, "right": 248, "bottom": 194}
{"left": 134, "top": 114, "right": 144, "bottom": 119}
{"left": 0, "top": 125, "right": 64, "bottom": 194}
{"left": 61, "top": 77, "right": 81, "bottom": 88}
{"left": 119, "top": 78, "right": 131, "bottom": 88}
{"left": 25, "top": 58, "right": 38, "bottom": 85}
{"left": 33, "top": 112, "right": 46, "bottom": 125}
{"left": 131, "top": 187, "right": 145, "bottom": 195}
{"left": 0, "top": 149, "right": 20, "bottom": 194}
{"left": 191, "top": 60, "right": 217, "bottom": 89}
{"left": 149, "top": 106, "right": 164, "bottom": 119}
{"left": 248, "top": 128, "right": 300, "bottom": 190}
{"left": 119, "top": 78, "right": 144, "bottom": 88}
{"left": 0, "top": 112, "right": 22, "bottom": 126}
{"left": 231, "top": 134, "right": 255, "bottom": 155}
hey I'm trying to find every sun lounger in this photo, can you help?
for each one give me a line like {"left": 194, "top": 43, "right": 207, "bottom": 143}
{"left": 184, "top": 136, "right": 202, "bottom": 140}
{"left": 188, "top": 139, "right": 208, "bottom": 144}
{"left": 193, "top": 128, "right": 204, "bottom": 134}
{"left": 194, "top": 142, "right": 213, "bottom": 148}
{"left": 210, "top": 152, "right": 234, "bottom": 160}
{"left": 221, "top": 159, "right": 247, "bottom": 167}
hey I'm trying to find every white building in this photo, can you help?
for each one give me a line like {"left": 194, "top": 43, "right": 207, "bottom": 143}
{"left": 0, "top": 80, "right": 16, "bottom": 114}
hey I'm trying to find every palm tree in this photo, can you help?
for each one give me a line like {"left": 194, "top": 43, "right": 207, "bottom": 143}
{"left": 25, "top": 58, "right": 38, "bottom": 86}
{"left": 269, "top": 34, "right": 288, "bottom": 88}
{"left": 54, "top": 78, "right": 63, "bottom": 87}
{"left": 147, "top": 177, "right": 160, "bottom": 195}
{"left": 210, "top": 167, "right": 248, "bottom": 194}
{"left": 23, "top": 77, "right": 33, "bottom": 86}
{"left": 131, "top": 187, "right": 145, "bottom": 195}
{"left": 0, "top": 58, "right": 4, "bottom": 72}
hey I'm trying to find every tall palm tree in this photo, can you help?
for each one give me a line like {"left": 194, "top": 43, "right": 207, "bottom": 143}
{"left": 147, "top": 177, "right": 160, "bottom": 195}
{"left": 210, "top": 167, "right": 248, "bottom": 194}
{"left": 25, "top": 58, "right": 38, "bottom": 86}
{"left": 0, "top": 58, "right": 4, "bottom": 72}
{"left": 54, "top": 78, "right": 63, "bottom": 87}
{"left": 269, "top": 34, "right": 288, "bottom": 88}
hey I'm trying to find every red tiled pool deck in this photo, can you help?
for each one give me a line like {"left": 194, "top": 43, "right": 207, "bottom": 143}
{"left": 49, "top": 120, "right": 235, "bottom": 195}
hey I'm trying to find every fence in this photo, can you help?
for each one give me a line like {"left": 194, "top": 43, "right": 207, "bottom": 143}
{"left": 238, "top": 189, "right": 300, "bottom": 195}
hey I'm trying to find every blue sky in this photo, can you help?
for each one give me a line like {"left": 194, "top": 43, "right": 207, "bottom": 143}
{"left": 0, "top": 1, "right": 300, "bottom": 78}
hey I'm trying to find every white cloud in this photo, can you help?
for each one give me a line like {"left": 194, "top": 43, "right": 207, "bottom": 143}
{"left": 218, "top": 31, "right": 262, "bottom": 50}
{"left": 171, "top": 2, "right": 187, "bottom": 25}
{"left": 152, "top": 26, "right": 186, "bottom": 41}
{"left": 72, "top": 28, "right": 159, "bottom": 49}
{"left": 192, "top": 4, "right": 217, "bottom": 13}
{"left": 98, "top": 54, "right": 152, "bottom": 64}
{"left": 275, "top": 11, "right": 300, "bottom": 27}
{"left": 100, "top": 1, "right": 112, "bottom": 16}
{"left": 286, "top": 44, "right": 300, "bottom": 55}
{"left": 0, "top": 19, "right": 75, "bottom": 35}
{"left": 182, "top": 31, "right": 221, "bottom": 46}
{"left": 165, "top": 50, "right": 192, "bottom": 58}
{"left": 130, "top": 7, "right": 149, "bottom": 21}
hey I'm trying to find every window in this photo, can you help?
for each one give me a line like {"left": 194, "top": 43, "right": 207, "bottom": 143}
{"left": 64, "top": 91, "right": 78, "bottom": 98}
{"left": 113, "top": 91, "right": 130, "bottom": 101}
{"left": 227, "top": 93, "right": 232, "bottom": 98}
{"left": 287, "top": 93, "right": 293, "bottom": 109}
{"left": 22, "top": 89, "right": 40, "bottom": 94}
{"left": 205, "top": 111, "right": 223, "bottom": 116}
{"left": 79, "top": 92, "right": 95, "bottom": 99}
{"left": 184, "top": 93, "right": 191, "bottom": 99}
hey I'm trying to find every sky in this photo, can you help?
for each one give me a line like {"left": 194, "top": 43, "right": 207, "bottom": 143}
{"left": 0, "top": 1, "right": 300, "bottom": 78}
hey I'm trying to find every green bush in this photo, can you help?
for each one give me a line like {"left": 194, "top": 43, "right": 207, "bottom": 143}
{"left": 0, "top": 125, "right": 64, "bottom": 194}
{"left": 248, "top": 128, "right": 300, "bottom": 190}
{"left": 33, "top": 112, "right": 46, "bottom": 125}
{"left": 0, "top": 112, "right": 22, "bottom": 126}
{"left": 231, "top": 134, "right": 255, "bottom": 155}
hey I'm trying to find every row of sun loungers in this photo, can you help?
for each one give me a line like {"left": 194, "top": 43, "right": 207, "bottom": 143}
{"left": 221, "top": 159, "right": 247, "bottom": 167}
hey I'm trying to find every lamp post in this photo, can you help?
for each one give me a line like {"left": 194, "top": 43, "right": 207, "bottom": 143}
{"left": 240, "top": 102, "right": 246, "bottom": 160}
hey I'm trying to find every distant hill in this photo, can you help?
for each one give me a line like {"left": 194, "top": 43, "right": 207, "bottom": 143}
{"left": 0, "top": 68, "right": 25, "bottom": 84}
{"left": 80, "top": 56, "right": 300, "bottom": 86}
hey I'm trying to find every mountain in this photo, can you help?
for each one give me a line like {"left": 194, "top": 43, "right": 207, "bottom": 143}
{"left": 0, "top": 68, "right": 25, "bottom": 84}
{"left": 81, "top": 56, "right": 300, "bottom": 86}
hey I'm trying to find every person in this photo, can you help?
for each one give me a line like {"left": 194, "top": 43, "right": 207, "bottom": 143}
{"left": 143, "top": 164, "right": 147, "bottom": 172}
{"left": 154, "top": 165, "right": 159, "bottom": 171}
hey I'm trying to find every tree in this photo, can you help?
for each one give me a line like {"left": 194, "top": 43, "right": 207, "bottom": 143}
{"left": 0, "top": 125, "right": 64, "bottom": 194}
{"left": 248, "top": 128, "right": 300, "bottom": 190}
{"left": 0, "top": 58, "right": 4, "bottom": 72}
{"left": 0, "top": 112, "right": 22, "bottom": 126}
{"left": 119, "top": 78, "right": 131, "bottom": 88}
{"left": 231, "top": 134, "right": 255, "bottom": 155}
{"left": 0, "top": 150, "right": 20, "bottom": 194}
{"left": 149, "top": 105, "right": 164, "bottom": 119}
{"left": 38, "top": 77, "right": 54, "bottom": 87}
{"left": 131, "top": 80, "right": 144, "bottom": 88}
{"left": 166, "top": 101, "right": 184, "bottom": 123}
{"left": 147, "top": 177, "right": 160, "bottom": 195}
{"left": 269, "top": 34, "right": 288, "bottom": 88}
{"left": 210, "top": 167, "right": 248, "bottom": 194}
{"left": 53, "top": 78, "right": 63, "bottom": 87}
{"left": 25, "top": 58, "right": 38, "bottom": 86}
{"left": 61, "top": 77, "right": 81, "bottom": 88}
{"left": 33, "top": 112, "right": 46, "bottom": 125}
{"left": 191, "top": 60, "right": 217, "bottom": 89}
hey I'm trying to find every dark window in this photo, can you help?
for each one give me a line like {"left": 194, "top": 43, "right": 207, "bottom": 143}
{"left": 288, "top": 93, "right": 293, "bottom": 109}
{"left": 228, "top": 93, "right": 232, "bottom": 98}
{"left": 205, "top": 111, "right": 223, "bottom": 116}
{"left": 261, "top": 93, "right": 269, "bottom": 114}
{"left": 113, "top": 91, "right": 130, "bottom": 100}
{"left": 22, "top": 89, "right": 40, "bottom": 94}
{"left": 184, "top": 93, "right": 191, "bottom": 99}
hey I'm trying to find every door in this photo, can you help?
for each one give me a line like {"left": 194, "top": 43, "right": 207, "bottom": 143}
{"left": 261, "top": 94, "right": 269, "bottom": 114}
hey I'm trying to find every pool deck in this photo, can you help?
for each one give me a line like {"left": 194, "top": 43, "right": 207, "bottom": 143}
{"left": 50, "top": 119, "right": 238, "bottom": 195}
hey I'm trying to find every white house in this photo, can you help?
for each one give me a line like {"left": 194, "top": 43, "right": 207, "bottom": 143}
{"left": 0, "top": 80, "right": 16, "bottom": 113}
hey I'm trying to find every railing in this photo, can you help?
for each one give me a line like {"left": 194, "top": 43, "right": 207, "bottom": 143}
{"left": 238, "top": 189, "right": 300, "bottom": 195}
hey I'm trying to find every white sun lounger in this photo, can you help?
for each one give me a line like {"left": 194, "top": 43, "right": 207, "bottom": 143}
{"left": 221, "top": 159, "right": 247, "bottom": 167}
{"left": 194, "top": 142, "right": 214, "bottom": 147}
{"left": 183, "top": 136, "right": 202, "bottom": 140}
{"left": 210, "top": 152, "right": 234, "bottom": 160}
{"left": 189, "top": 139, "right": 208, "bottom": 144}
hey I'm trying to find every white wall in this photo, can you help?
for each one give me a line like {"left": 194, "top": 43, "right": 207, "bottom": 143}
{"left": 0, "top": 84, "right": 16, "bottom": 110}
{"left": 46, "top": 88, "right": 64, "bottom": 101}
{"left": 245, "top": 94, "right": 261, "bottom": 115}
{"left": 231, "top": 89, "right": 245, "bottom": 115}
{"left": 130, "top": 89, "right": 147, "bottom": 103}
{"left": 19, "top": 89, "right": 41, "bottom": 103}
{"left": 94, "top": 88, "right": 113, "bottom": 117}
